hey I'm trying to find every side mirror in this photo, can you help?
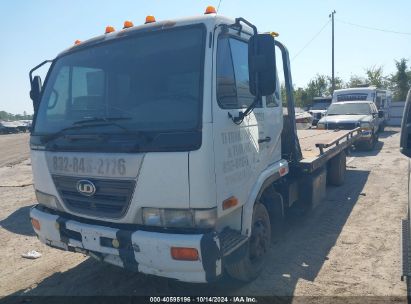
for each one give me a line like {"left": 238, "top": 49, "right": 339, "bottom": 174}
{"left": 30, "top": 76, "right": 42, "bottom": 112}
{"left": 400, "top": 90, "right": 411, "bottom": 157}
{"left": 378, "top": 110, "right": 384, "bottom": 118}
{"left": 248, "top": 34, "right": 276, "bottom": 97}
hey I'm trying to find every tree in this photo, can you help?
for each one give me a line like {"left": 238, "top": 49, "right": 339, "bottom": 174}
{"left": 346, "top": 75, "right": 366, "bottom": 88}
{"left": 391, "top": 58, "right": 410, "bottom": 101}
{"left": 365, "top": 65, "right": 389, "bottom": 88}
{"left": 326, "top": 76, "right": 344, "bottom": 95}
{"left": 294, "top": 87, "right": 310, "bottom": 108}
{"left": 306, "top": 74, "right": 328, "bottom": 97}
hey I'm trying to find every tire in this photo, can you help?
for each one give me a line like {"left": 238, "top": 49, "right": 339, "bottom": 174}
{"left": 363, "top": 133, "right": 377, "bottom": 151}
{"left": 226, "top": 203, "right": 271, "bottom": 282}
{"left": 328, "top": 151, "right": 346, "bottom": 186}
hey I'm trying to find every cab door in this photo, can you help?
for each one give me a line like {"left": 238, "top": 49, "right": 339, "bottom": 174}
{"left": 212, "top": 28, "right": 265, "bottom": 218}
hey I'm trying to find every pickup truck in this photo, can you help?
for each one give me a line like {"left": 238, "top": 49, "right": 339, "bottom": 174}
{"left": 28, "top": 8, "right": 361, "bottom": 283}
{"left": 317, "top": 100, "right": 383, "bottom": 150}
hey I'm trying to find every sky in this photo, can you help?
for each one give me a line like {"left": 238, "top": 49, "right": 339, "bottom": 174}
{"left": 0, "top": 0, "right": 410, "bottom": 114}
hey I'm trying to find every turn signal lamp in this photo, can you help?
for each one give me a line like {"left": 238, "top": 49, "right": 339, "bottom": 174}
{"left": 105, "top": 26, "right": 115, "bottom": 34}
{"left": 222, "top": 196, "right": 238, "bottom": 210}
{"left": 145, "top": 15, "right": 156, "bottom": 24}
{"left": 204, "top": 6, "right": 217, "bottom": 14}
{"left": 74, "top": 40, "right": 81, "bottom": 45}
{"left": 270, "top": 31, "right": 279, "bottom": 37}
{"left": 123, "top": 20, "right": 134, "bottom": 29}
{"left": 171, "top": 247, "right": 199, "bottom": 261}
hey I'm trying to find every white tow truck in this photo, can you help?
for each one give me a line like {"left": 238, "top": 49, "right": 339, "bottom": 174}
{"left": 28, "top": 7, "right": 361, "bottom": 283}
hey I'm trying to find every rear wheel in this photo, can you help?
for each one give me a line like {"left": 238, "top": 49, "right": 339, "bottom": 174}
{"left": 226, "top": 203, "right": 271, "bottom": 282}
{"left": 328, "top": 151, "right": 346, "bottom": 186}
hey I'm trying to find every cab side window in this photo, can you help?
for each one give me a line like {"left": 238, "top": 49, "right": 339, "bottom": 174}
{"left": 216, "top": 36, "right": 256, "bottom": 109}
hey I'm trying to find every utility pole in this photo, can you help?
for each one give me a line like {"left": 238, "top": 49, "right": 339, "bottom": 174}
{"left": 329, "top": 10, "right": 336, "bottom": 93}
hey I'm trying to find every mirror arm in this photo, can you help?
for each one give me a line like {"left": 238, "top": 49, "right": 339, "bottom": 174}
{"left": 274, "top": 39, "right": 303, "bottom": 162}
{"left": 234, "top": 17, "right": 258, "bottom": 35}
{"left": 228, "top": 18, "right": 260, "bottom": 125}
{"left": 29, "top": 59, "right": 53, "bottom": 84}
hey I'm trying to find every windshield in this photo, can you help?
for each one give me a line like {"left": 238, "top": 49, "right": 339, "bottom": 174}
{"left": 311, "top": 102, "right": 330, "bottom": 110}
{"left": 327, "top": 103, "right": 372, "bottom": 115}
{"left": 34, "top": 25, "right": 205, "bottom": 141}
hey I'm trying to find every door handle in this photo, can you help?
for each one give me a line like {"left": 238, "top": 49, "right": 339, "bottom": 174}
{"left": 258, "top": 136, "right": 271, "bottom": 144}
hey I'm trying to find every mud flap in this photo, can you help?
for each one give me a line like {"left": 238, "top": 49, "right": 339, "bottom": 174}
{"left": 117, "top": 230, "right": 139, "bottom": 271}
{"left": 200, "top": 232, "right": 221, "bottom": 282}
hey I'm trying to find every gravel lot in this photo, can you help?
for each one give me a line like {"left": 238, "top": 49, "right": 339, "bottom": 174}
{"left": 0, "top": 128, "right": 407, "bottom": 301}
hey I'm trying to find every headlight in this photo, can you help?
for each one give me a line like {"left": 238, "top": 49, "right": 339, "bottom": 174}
{"left": 317, "top": 122, "right": 325, "bottom": 129}
{"left": 141, "top": 208, "right": 217, "bottom": 228}
{"left": 360, "top": 122, "right": 371, "bottom": 129}
{"left": 35, "top": 190, "right": 60, "bottom": 210}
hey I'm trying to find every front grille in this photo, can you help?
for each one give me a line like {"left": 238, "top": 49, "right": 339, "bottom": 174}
{"left": 52, "top": 175, "right": 135, "bottom": 218}
{"left": 326, "top": 122, "right": 358, "bottom": 130}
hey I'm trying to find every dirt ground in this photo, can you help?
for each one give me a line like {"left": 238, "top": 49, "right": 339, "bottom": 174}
{"left": 0, "top": 128, "right": 408, "bottom": 301}
{"left": 0, "top": 133, "right": 29, "bottom": 168}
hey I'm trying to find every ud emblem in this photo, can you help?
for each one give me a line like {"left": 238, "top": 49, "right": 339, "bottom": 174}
{"left": 76, "top": 180, "right": 96, "bottom": 196}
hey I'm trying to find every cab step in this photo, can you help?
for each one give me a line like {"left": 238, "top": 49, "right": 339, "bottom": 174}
{"left": 219, "top": 228, "right": 248, "bottom": 256}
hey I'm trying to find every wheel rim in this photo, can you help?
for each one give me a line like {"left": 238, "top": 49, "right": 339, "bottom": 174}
{"left": 249, "top": 217, "right": 270, "bottom": 264}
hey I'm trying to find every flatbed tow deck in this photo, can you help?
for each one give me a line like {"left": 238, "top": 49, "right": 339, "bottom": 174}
{"left": 297, "top": 128, "right": 362, "bottom": 173}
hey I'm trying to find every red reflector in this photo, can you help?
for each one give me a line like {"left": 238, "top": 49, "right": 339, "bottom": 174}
{"left": 279, "top": 167, "right": 287, "bottom": 176}
{"left": 170, "top": 247, "right": 199, "bottom": 261}
{"left": 31, "top": 218, "right": 41, "bottom": 231}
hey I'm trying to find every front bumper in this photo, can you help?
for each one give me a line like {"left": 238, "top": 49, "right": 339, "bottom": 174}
{"left": 357, "top": 129, "right": 373, "bottom": 140}
{"left": 30, "top": 206, "right": 222, "bottom": 283}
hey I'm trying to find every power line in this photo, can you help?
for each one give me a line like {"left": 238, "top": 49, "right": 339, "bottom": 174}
{"left": 292, "top": 19, "right": 331, "bottom": 61}
{"left": 217, "top": 0, "right": 223, "bottom": 12}
{"left": 336, "top": 18, "right": 411, "bottom": 36}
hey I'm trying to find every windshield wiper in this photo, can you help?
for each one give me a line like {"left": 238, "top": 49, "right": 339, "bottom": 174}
{"left": 41, "top": 117, "right": 133, "bottom": 143}
{"left": 72, "top": 117, "right": 132, "bottom": 126}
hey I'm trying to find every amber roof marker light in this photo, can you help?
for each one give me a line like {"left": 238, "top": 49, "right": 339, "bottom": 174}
{"left": 123, "top": 20, "right": 134, "bottom": 29}
{"left": 105, "top": 26, "right": 115, "bottom": 34}
{"left": 204, "top": 6, "right": 217, "bottom": 14}
{"left": 145, "top": 15, "right": 156, "bottom": 24}
{"left": 74, "top": 40, "right": 81, "bottom": 45}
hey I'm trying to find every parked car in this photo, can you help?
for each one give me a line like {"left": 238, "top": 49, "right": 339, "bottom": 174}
{"left": 295, "top": 107, "right": 313, "bottom": 129}
{"left": 0, "top": 121, "right": 19, "bottom": 134}
{"left": 14, "top": 120, "right": 31, "bottom": 132}
{"left": 308, "top": 96, "right": 332, "bottom": 126}
{"left": 317, "top": 101, "right": 383, "bottom": 150}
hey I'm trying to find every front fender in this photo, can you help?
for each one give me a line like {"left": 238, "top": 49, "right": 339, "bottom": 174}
{"left": 241, "top": 159, "right": 288, "bottom": 236}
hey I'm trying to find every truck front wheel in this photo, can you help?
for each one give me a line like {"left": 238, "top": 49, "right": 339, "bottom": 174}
{"left": 226, "top": 203, "right": 271, "bottom": 282}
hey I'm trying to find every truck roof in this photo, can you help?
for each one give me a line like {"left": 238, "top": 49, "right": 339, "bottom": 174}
{"left": 58, "top": 14, "right": 251, "bottom": 58}
{"left": 334, "top": 87, "right": 390, "bottom": 93}
{"left": 332, "top": 100, "right": 374, "bottom": 105}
